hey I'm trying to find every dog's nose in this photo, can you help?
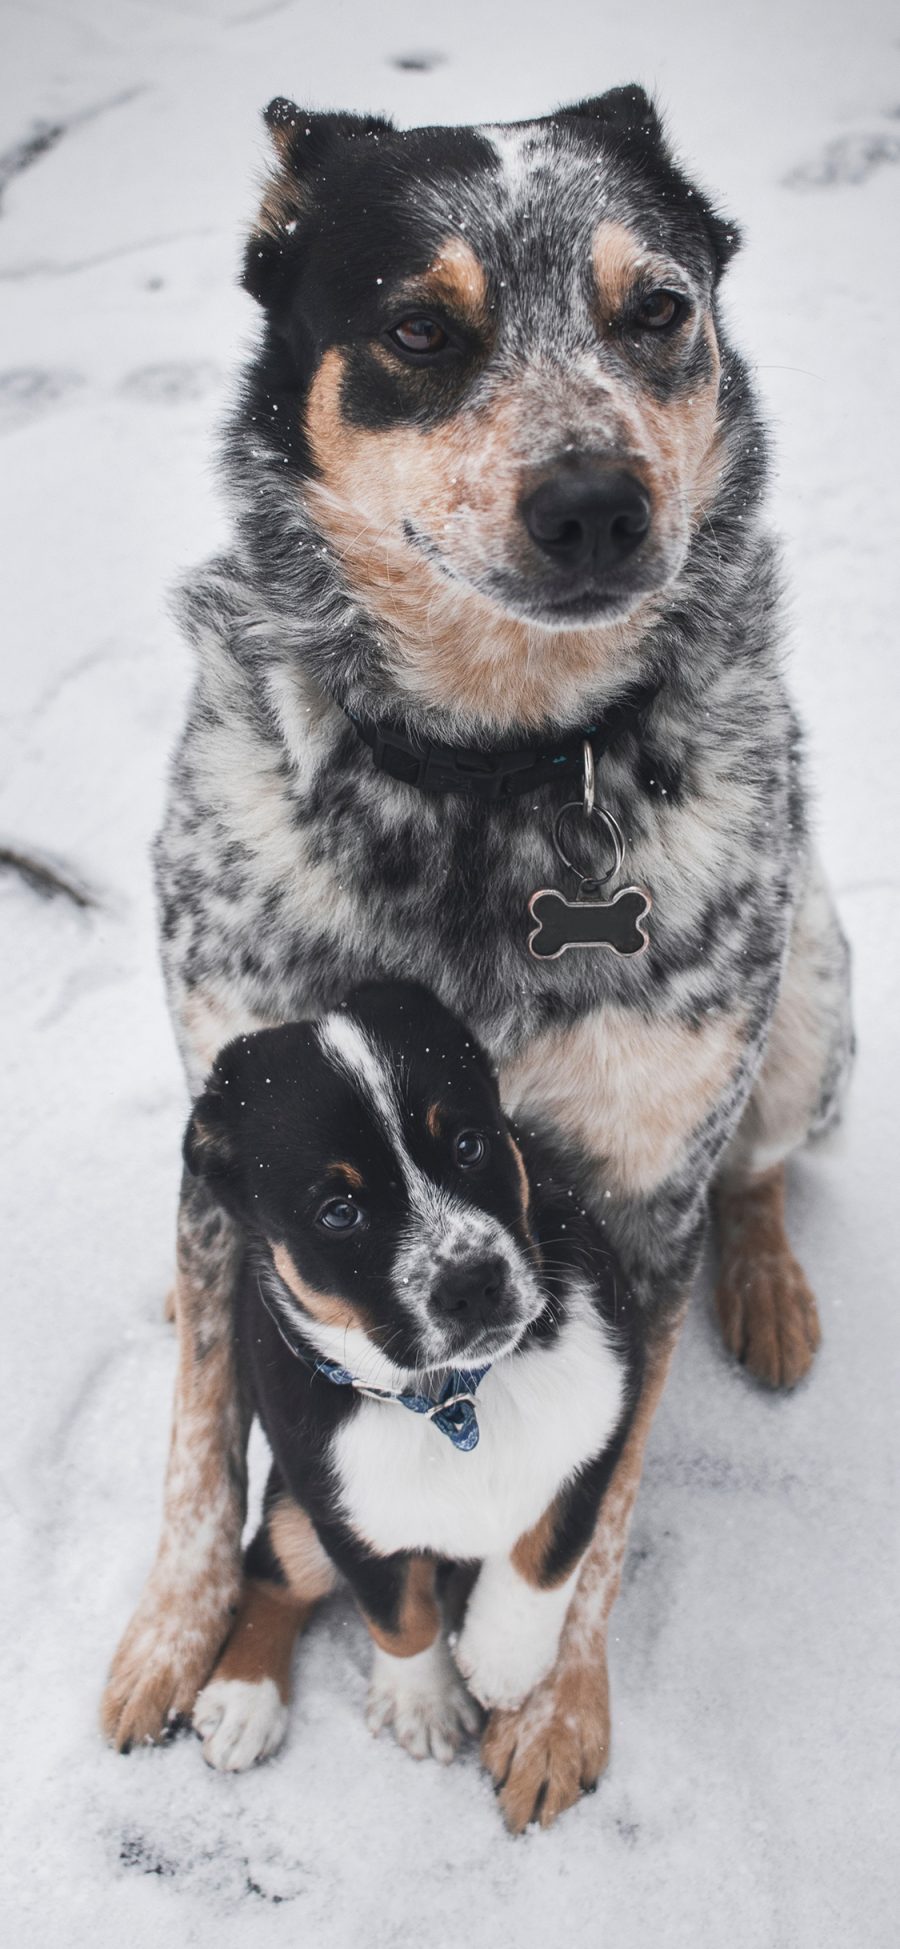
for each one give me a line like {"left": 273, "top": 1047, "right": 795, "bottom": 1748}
{"left": 429, "top": 1256, "right": 510, "bottom": 1326}
{"left": 521, "top": 465, "right": 651, "bottom": 574}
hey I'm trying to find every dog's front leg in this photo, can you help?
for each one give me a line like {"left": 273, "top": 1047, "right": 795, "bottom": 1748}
{"left": 455, "top": 1554, "right": 580, "bottom": 1715}
{"left": 101, "top": 1171, "right": 248, "bottom": 1748}
{"left": 454, "top": 1417, "right": 643, "bottom": 1714}
{"left": 321, "top": 1542, "right": 480, "bottom": 1765}
{"left": 480, "top": 1311, "right": 683, "bottom": 1831}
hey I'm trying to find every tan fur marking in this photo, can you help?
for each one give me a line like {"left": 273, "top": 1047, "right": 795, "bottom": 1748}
{"left": 421, "top": 236, "right": 489, "bottom": 324}
{"left": 714, "top": 1164, "right": 821, "bottom": 1388}
{"left": 482, "top": 1310, "right": 684, "bottom": 1831}
{"left": 271, "top": 1242, "right": 370, "bottom": 1333}
{"left": 591, "top": 220, "right": 654, "bottom": 318}
{"left": 212, "top": 1577, "right": 312, "bottom": 1702}
{"left": 511, "top": 1497, "right": 572, "bottom": 1590}
{"left": 507, "top": 1132, "right": 531, "bottom": 1223}
{"left": 327, "top": 1160, "right": 364, "bottom": 1190}
{"left": 304, "top": 348, "right": 658, "bottom": 730}
{"left": 640, "top": 316, "right": 722, "bottom": 520}
{"left": 590, "top": 224, "right": 724, "bottom": 520}
{"left": 502, "top": 1005, "right": 745, "bottom": 1199}
{"left": 268, "top": 1498, "right": 339, "bottom": 1604}
{"left": 425, "top": 1102, "right": 442, "bottom": 1139}
{"left": 364, "top": 1557, "right": 440, "bottom": 1658}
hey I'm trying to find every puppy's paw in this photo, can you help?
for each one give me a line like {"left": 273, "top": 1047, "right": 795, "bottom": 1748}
{"left": 366, "top": 1638, "right": 480, "bottom": 1764}
{"left": 716, "top": 1245, "right": 821, "bottom": 1390}
{"left": 454, "top": 1558, "right": 574, "bottom": 1712}
{"left": 193, "top": 1676, "right": 288, "bottom": 1771}
{"left": 454, "top": 1616, "right": 553, "bottom": 1713}
{"left": 101, "top": 1577, "right": 237, "bottom": 1751}
{"left": 481, "top": 1654, "right": 611, "bottom": 1834}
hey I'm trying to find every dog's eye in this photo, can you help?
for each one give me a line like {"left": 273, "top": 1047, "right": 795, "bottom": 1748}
{"left": 388, "top": 315, "right": 449, "bottom": 357}
{"left": 455, "top": 1130, "right": 487, "bottom": 1169}
{"left": 317, "top": 1197, "right": 364, "bottom": 1232}
{"left": 635, "top": 289, "right": 686, "bottom": 332}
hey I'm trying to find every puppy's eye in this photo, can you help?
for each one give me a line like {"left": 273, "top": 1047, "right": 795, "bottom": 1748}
{"left": 317, "top": 1198, "right": 364, "bottom": 1232}
{"left": 634, "top": 289, "right": 686, "bottom": 332}
{"left": 388, "top": 315, "right": 449, "bottom": 357}
{"left": 455, "top": 1130, "right": 487, "bottom": 1169}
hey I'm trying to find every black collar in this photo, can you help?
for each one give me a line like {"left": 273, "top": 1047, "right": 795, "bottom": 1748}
{"left": 342, "top": 682, "right": 659, "bottom": 802}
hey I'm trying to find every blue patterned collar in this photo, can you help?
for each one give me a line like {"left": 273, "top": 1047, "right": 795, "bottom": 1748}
{"left": 314, "top": 1359, "right": 490, "bottom": 1453}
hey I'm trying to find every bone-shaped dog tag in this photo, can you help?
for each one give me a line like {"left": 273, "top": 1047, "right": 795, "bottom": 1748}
{"left": 527, "top": 885, "right": 651, "bottom": 960}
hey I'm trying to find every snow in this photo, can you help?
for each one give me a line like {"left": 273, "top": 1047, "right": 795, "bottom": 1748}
{"left": 1, "top": 1, "right": 898, "bottom": 1942}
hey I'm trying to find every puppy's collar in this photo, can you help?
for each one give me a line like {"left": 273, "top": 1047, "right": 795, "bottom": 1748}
{"left": 341, "top": 682, "right": 659, "bottom": 802}
{"left": 315, "top": 1358, "right": 489, "bottom": 1453}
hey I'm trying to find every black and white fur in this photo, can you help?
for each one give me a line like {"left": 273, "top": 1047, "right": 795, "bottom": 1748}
{"left": 185, "top": 985, "right": 642, "bottom": 1768}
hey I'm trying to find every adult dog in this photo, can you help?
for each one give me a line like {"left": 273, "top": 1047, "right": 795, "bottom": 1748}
{"left": 101, "top": 85, "right": 853, "bottom": 1831}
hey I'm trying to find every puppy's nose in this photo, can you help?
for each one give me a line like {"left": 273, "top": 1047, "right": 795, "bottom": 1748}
{"left": 521, "top": 465, "right": 650, "bottom": 573}
{"left": 429, "top": 1256, "right": 510, "bottom": 1326}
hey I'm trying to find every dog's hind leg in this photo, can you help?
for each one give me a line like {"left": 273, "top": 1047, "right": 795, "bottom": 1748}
{"left": 713, "top": 856, "right": 854, "bottom": 1388}
{"left": 482, "top": 1309, "right": 683, "bottom": 1832}
{"left": 101, "top": 1172, "right": 249, "bottom": 1749}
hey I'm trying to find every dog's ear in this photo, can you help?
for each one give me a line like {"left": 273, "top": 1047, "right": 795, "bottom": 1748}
{"left": 243, "top": 98, "right": 395, "bottom": 310}
{"left": 559, "top": 84, "right": 666, "bottom": 151}
{"left": 559, "top": 84, "right": 741, "bottom": 281}
{"left": 262, "top": 97, "right": 394, "bottom": 170}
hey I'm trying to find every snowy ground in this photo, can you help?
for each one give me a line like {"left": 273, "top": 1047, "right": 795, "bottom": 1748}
{"left": 1, "top": 0, "right": 898, "bottom": 1942}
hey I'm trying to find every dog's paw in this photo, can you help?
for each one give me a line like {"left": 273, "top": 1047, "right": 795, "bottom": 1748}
{"left": 366, "top": 1637, "right": 480, "bottom": 1764}
{"left": 454, "top": 1613, "right": 555, "bottom": 1713}
{"left": 454, "top": 1557, "right": 573, "bottom": 1712}
{"left": 193, "top": 1676, "right": 288, "bottom": 1771}
{"left": 101, "top": 1580, "right": 235, "bottom": 1751}
{"left": 481, "top": 1652, "right": 610, "bottom": 1833}
{"left": 716, "top": 1245, "right": 821, "bottom": 1390}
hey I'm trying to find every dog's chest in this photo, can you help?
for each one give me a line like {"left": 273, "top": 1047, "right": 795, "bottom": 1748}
{"left": 329, "top": 1305, "right": 625, "bottom": 1561}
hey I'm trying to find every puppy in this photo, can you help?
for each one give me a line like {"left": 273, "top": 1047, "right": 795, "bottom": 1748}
{"left": 185, "top": 983, "right": 643, "bottom": 1772}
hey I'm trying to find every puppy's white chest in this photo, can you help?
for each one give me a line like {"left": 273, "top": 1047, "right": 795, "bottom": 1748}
{"left": 330, "top": 1302, "right": 625, "bottom": 1560}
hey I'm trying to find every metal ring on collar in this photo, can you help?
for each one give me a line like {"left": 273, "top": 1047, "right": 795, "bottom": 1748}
{"left": 553, "top": 801, "right": 627, "bottom": 890}
{"left": 582, "top": 738, "right": 596, "bottom": 818}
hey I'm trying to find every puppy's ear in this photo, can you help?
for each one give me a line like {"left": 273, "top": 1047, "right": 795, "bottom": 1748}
{"left": 243, "top": 99, "right": 395, "bottom": 310}
{"left": 183, "top": 1077, "right": 243, "bottom": 1208}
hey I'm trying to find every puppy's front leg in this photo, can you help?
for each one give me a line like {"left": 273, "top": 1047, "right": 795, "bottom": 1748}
{"left": 335, "top": 1547, "right": 479, "bottom": 1764}
{"left": 455, "top": 1548, "right": 580, "bottom": 1714}
{"left": 457, "top": 1374, "right": 645, "bottom": 1716}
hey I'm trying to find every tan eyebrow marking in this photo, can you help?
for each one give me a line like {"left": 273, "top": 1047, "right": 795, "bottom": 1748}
{"left": 327, "top": 1161, "right": 364, "bottom": 1190}
{"left": 425, "top": 1102, "right": 442, "bottom": 1139}
{"left": 591, "top": 219, "right": 680, "bottom": 323}
{"left": 416, "top": 235, "right": 490, "bottom": 327}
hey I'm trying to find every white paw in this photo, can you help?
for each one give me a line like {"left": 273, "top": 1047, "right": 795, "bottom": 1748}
{"left": 453, "top": 1626, "right": 548, "bottom": 1712}
{"left": 454, "top": 1560, "right": 577, "bottom": 1711}
{"left": 192, "top": 1675, "right": 288, "bottom": 1771}
{"left": 366, "top": 1638, "right": 481, "bottom": 1764}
